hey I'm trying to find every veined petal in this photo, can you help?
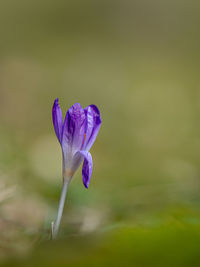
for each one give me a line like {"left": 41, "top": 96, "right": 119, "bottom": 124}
{"left": 72, "top": 150, "right": 93, "bottom": 188}
{"left": 62, "top": 103, "right": 86, "bottom": 154}
{"left": 52, "top": 98, "right": 63, "bottom": 144}
{"left": 83, "top": 105, "right": 101, "bottom": 151}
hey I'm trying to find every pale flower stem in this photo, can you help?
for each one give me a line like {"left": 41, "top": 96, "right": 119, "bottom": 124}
{"left": 52, "top": 180, "right": 69, "bottom": 239}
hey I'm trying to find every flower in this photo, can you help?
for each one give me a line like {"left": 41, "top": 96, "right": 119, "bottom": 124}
{"left": 52, "top": 99, "right": 101, "bottom": 188}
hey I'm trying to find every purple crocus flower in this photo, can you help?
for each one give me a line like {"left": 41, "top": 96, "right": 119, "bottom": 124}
{"left": 52, "top": 98, "right": 101, "bottom": 188}
{"left": 51, "top": 99, "right": 101, "bottom": 239}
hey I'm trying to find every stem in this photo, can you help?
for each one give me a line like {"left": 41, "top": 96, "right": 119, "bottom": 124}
{"left": 52, "top": 180, "right": 69, "bottom": 239}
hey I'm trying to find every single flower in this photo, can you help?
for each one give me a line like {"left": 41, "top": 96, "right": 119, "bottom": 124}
{"left": 51, "top": 98, "right": 101, "bottom": 239}
{"left": 52, "top": 98, "right": 101, "bottom": 188}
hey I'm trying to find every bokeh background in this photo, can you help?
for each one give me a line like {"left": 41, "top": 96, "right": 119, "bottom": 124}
{"left": 0, "top": 0, "right": 200, "bottom": 266}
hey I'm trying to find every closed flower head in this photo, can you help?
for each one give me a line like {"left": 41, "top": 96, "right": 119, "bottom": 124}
{"left": 52, "top": 99, "right": 101, "bottom": 188}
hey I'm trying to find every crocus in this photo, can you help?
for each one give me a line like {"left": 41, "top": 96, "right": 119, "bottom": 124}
{"left": 51, "top": 98, "right": 101, "bottom": 239}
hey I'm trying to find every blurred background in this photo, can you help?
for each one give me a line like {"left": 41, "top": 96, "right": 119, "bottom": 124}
{"left": 0, "top": 0, "right": 200, "bottom": 266}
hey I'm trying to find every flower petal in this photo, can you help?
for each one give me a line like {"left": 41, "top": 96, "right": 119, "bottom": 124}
{"left": 71, "top": 150, "right": 93, "bottom": 188}
{"left": 62, "top": 103, "right": 86, "bottom": 154}
{"left": 52, "top": 98, "right": 63, "bottom": 144}
{"left": 80, "top": 151, "right": 93, "bottom": 188}
{"left": 83, "top": 105, "right": 101, "bottom": 151}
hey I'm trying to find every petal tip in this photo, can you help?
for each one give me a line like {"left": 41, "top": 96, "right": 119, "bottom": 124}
{"left": 89, "top": 104, "right": 101, "bottom": 125}
{"left": 71, "top": 102, "right": 82, "bottom": 109}
{"left": 68, "top": 103, "right": 85, "bottom": 116}
{"left": 53, "top": 98, "right": 59, "bottom": 106}
{"left": 84, "top": 182, "right": 89, "bottom": 189}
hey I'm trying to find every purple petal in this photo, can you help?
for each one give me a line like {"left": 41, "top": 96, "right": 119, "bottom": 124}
{"left": 76, "top": 150, "right": 93, "bottom": 188}
{"left": 52, "top": 98, "right": 63, "bottom": 144}
{"left": 71, "top": 151, "right": 93, "bottom": 188}
{"left": 62, "top": 103, "right": 86, "bottom": 154}
{"left": 83, "top": 105, "right": 101, "bottom": 151}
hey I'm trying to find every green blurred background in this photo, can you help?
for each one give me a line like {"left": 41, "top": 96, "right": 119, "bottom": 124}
{"left": 0, "top": 0, "right": 200, "bottom": 266}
